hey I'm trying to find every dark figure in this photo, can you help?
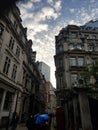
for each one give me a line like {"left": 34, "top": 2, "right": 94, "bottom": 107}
{"left": 10, "top": 112, "right": 19, "bottom": 130}
{"left": 34, "top": 114, "right": 50, "bottom": 130}
{"left": 26, "top": 115, "right": 35, "bottom": 130}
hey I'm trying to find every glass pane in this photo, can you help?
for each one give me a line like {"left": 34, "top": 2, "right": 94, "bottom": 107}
{"left": 71, "top": 74, "right": 78, "bottom": 86}
{"left": 78, "top": 58, "right": 84, "bottom": 66}
{"left": 70, "top": 57, "right": 76, "bottom": 66}
{"left": 3, "top": 92, "right": 12, "bottom": 111}
{"left": 68, "top": 44, "right": 74, "bottom": 50}
{"left": 0, "top": 88, "right": 4, "bottom": 108}
{"left": 77, "top": 44, "right": 83, "bottom": 50}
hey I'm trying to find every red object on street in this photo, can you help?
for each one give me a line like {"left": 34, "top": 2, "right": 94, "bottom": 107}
{"left": 56, "top": 106, "right": 66, "bottom": 130}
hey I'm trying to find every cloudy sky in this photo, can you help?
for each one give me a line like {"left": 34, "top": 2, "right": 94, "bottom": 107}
{"left": 17, "top": 0, "right": 98, "bottom": 87}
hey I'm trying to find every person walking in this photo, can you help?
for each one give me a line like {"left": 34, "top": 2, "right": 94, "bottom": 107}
{"left": 26, "top": 115, "right": 35, "bottom": 130}
{"left": 10, "top": 112, "right": 19, "bottom": 130}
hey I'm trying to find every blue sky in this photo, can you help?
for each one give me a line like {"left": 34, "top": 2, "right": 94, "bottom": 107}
{"left": 17, "top": 0, "right": 98, "bottom": 87}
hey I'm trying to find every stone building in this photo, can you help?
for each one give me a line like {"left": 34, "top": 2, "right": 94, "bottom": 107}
{"left": 45, "top": 81, "right": 56, "bottom": 130}
{"left": 54, "top": 20, "right": 98, "bottom": 130}
{"left": 0, "top": 4, "right": 46, "bottom": 128}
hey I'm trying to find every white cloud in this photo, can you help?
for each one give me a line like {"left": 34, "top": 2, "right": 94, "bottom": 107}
{"left": 47, "top": 0, "right": 53, "bottom": 4}
{"left": 19, "top": 1, "right": 33, "bottom": 9}
{"left": 42, "top": 7, "right": 59, "bottom": 19}
{"left": 68, "top": 20, "right": 76, "bottom": 25}
{"left": 27, "top": 23, "right": 48, "bottom": 35}
{"left": 54, "top": 1, "right": 62, "bottom": 12}
{"left": 22, "top": 13, "right": 34, "bottom": 20}
{"left": 69, "top": 8, "right": 75, "bottom": 13}
{"left": 91, "top": 8, "right": 98, "bottom": 18}
{"left": 90, "top": 0, "right": 95, "bottom": 3}
{"left": 30, "top": 0, "right": 41, "bottom": 2}
{"left": 75, "top": 7, "right": 91, "bottom": 24}
{"left": 34, "top": 7, "right": 59, "bottom": 23}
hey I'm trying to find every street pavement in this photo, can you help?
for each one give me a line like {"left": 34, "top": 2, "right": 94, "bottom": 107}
{"left": 1, "top": 123, "right": 27, "bottom": 130}
{"left": 16, "top": 123, "right": 27, "bottom": 130}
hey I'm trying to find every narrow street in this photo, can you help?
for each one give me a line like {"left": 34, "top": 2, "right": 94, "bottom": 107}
{"left": 1, "top": 124, "right": 27, "bottom": 130}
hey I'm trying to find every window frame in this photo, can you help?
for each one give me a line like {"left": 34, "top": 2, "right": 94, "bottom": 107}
{"left": 3, "top": 56, "right": 11, "bottom": 75}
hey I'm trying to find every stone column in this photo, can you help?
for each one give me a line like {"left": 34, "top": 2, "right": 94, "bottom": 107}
{"left": 73, "top": 96, "right": 79, "bottom": 130}
{"left": 79, "top": 92, "right": 93, "bottom": 130}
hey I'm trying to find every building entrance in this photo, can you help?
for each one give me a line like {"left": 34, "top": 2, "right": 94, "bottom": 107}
{"left": 89, "top": 97, "right": 98, "bottom": 130}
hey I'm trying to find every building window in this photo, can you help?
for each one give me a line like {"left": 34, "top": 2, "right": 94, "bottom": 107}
{"left": 59, "top": 45, "right": 63, "bottom": 52}
{"left": 92, "top": 35, "right": 96, "bottom": 39}
{"left": 3, "top": 56, "right": 11, "bottom": 75}
{"left": 59, "top": 76, "right": 63, "bottom": 88}
{"left": 78, "top": 57, "right": 84, "bottom": 66}
{"left": 3, "top": 91, "right": 12, "bottom": 111}
{"left": 11, "top": 64, "right": 17, "bottom": 80}
{"left": 0, "top": 88, "right": 4, "bottom": 108}
{"left": 16, "top": 46, "right": 20, "bottom": 57}
{"left": 84, "top": 34, "right": 89, "bottom": 39}
{"left": 76, "top": 44, "right": 83, "bottom": 50}
{"left": 56, "top": 45, "right": 63, "bottom": 54}
{"left": 22, "top": 69, "right": 26, "bottom": 87}
{"left": 71, "top": 74, "right": 78, "bottom": 87}
{"left": 58, "top": 58, "right": 63, "bottom": 68}
{"left": 9, "top": 37, "right": 14, "bottom": 50}
{"left": 92, "top": 58, "right": 98, "bottom": 66}
{"left": 70, "top": 32, "right": 77, "bottom": 38}
{"left": 68, "top": 44, "right": 74, "bottom": 50}
{"left": 88, "top": 44, "right": 95, "bottom": 51}
{"left": 14, "top": 21, "right": 18, "bottom": 30}
{"left": 0, "top": 23, "right": 4, "bottom": 36}
{"left": 25, "top": 74, "right": 29, "bottom": 88}
{"left": 70, "top": 57, "right": 76, "bottom": 66}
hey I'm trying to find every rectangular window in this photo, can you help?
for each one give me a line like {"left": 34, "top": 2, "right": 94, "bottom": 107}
{"left": 3, "top": 92, "right": 12, "bottom": 111}
{"left": 56, "top": 45, "right": 63, "bottom": 54}
{"left": 58, "top": 58, "right": 63, "bottom": 67}
{"left": 70, "top": 57, "right": 76, "bottom": 66}
{"left": 76, "top": 44, "right": 83, "bottom": 50}
{"left": 88, "top": 44, "right": 95, "bottom": 51}
{"left": 71, "top": 74, "right": 78, "bottom": 87}
{"left": 68, "top": 44, "right": 74, "bottom": 50}
{"left": 3, "top": 56, "right": 11, "bottom": 75}
{"left": 92, "top": 58, "right": 97, "bottom": 66}
{"left": 92, "top": 35, "right": 96, "bottom": 39}
{"left": 22, "top": 69, "right": 26, "bottom": 87}
{"left": 16, "top": 46, "right": 20, "bottom": 57}
{"left": 0, "top": 88, "right": 4, "bottom": 108}
{"left": 25, "top": 74, "right": 29, "bottom": 88}
{"left": 9, "top": 37, "right": 14, "bottom": 50}
{"left": 59, "top": 76, "right": 63, "bottom": 88}
{"left": 84, "top": 35, "right": 89, "bottom": 39}
{"left": 14, "top": 21, "right": 18, "bottom": 30}
{"left": 59, "top": 45, "right": 63, "bottom": 52}
{"left": 78, "top": 57, "right": 84, "bottom": 66}
{"left": 71, "top": 32, "right": 77, "bottom": 38}
{"left": 11, "top": 64, "right": 17, "bottom": 80}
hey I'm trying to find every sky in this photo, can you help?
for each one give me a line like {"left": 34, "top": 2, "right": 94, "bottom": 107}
{"left": 17, "top": 0, "right": 98, "bottom": 87}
